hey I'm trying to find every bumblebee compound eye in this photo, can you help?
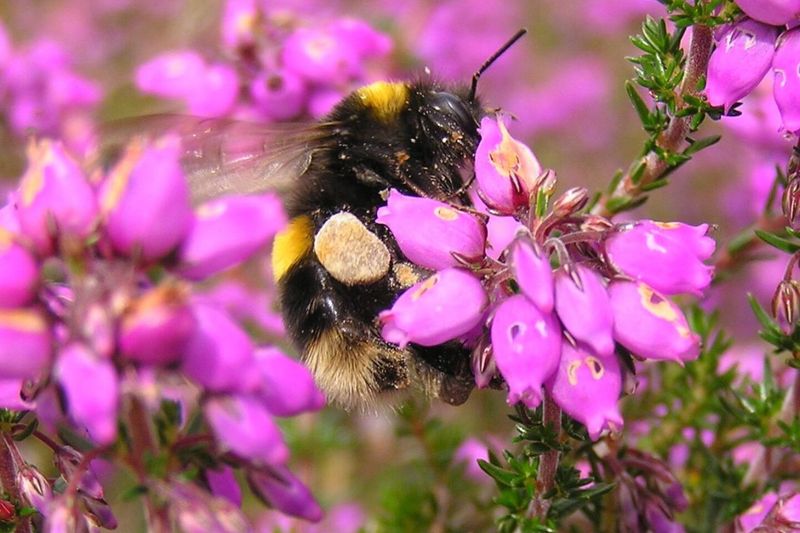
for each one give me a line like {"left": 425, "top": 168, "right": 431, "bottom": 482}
{"left": 428, "top": 91, "right": 478, "bottom": 134}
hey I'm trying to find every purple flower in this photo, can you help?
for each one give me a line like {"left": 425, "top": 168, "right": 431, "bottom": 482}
{"left": 490, "top": 294, "right": 562, "bottom": 409}
{"left": 608, "top": 281, "right": 701, "bottom": 363}
{"left": 735, "top": 0, "right": 800, "bottom": 25}
{"left": 100, "top": 137, "right": 194, "bottom": 262}
{"left": 605, "top": 220, "right": 715, "bottom": 296}
{"left": 773, "top": 28, "right": 800, "bottom": 134}
{"left": 135, "top": 50, "right": 207, "bottom": 99}
{"left": 179, "top": 194, "right": 287, "bottom": 280}
{"left": 254, "top": 347, "right": 325, "bottom": 416}
{"left": 376, "top": 189, "right": 486, "bottom": 270}
{"left": 0, "top": 228, "right": 39, "bottom": 307}
{"left": 511, "top": 238, "right": 554, "bottom": 313}
{"left": 55, "top": 343, "right": 119, "bottom": 445}
{"left": 185, "top": 63, "right": 239, "bottom": 117}
{"left": 250, "top": 70, "right": 308, "bottom": 121}
{"left": 282, "top": 27, "right": 359, "bottom": 85}
{"left": 15, "top": 140, "right": 97, "bottom": 255}
{"left": 182, "top": 303, "right": 258, "bottom": 392}
{"left": 776, "top": 493, "right": 800, "bottom": 527}
{"left": 453, "top": 438, "right": 490, "bottom": 483}
{"left": 379, "top": 268, "right": 488, "bottom": 349}
{"left": 737, "top": 491, "right": 778, "bottom": 532}
{"left": 119, "top": 285, "right": 196, "bottom": 366}
{"left": 486, "top": 214, "right": 523, "bottom": 260}
{"left": 474, "top": 116, "right": 542, "bottom": 214}
{"left": 248, "top": 466, "right": 323, "bottom": 522}
{"left": 0, "top": 379, "right": 33, "bottom": 410}
{"left": 205, "top": 466, "right": 242, "bottom": 507}
{"left": 554, "top": 265, "right": 615, "bottom": 357}
{"left": 204, "top": 394, "right": 288, "bottom": 465}
{"left": 547, "top": 342, "right": 623, "bottom": 440}
{"left": 0, "top": 308, "right": 51, "bottom": 380}
{"left": 221, "top": 0, "right": 258, "bottom": 51}
{"left": 330, "top": 18, "right": 392, "bottom": 58}
{"left": 705, "top": 19, "right": 778, "bottom": 110}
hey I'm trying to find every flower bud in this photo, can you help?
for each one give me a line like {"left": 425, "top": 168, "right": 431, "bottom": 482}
{"left": 705, "top": 19, "right": 777, "bottom": 109}
{"left": 491, "top": 295, "right": 562, "bottom": 408}
{"left": 0, "top": 228, "right": 39, "bottom": 307}
{"left": 55, "top": 343, "right": 118, "bottom": 444}
{"left": 605, "top": 220, "right": 715, "bottom": 296}
{"left": 100, "top": 137, "right": 194, "bottom": 262}
{"left": 735, "top": 0, "right": 800, "bottom": 25}
{"left": 17, "top": 464, "right": 51, "bottom": 515}
{"left": 546, "top": 342, "right": 623, "bottom": 440}
{"left": 379, "top": 268, "right": 488, "bottom": 349}
{"left": 376, "top": 189, "right": 486, "bottom": 270}
{"left": 608, "top": 281, "right": 701, "bottom": 363}
{"left": 554, "top": 265, "right": 615, "bottom": 356}
{"left": 16, "top": 140, "right": 97, "bottom": 255}
{"left": 179, "top": 194, "right": 287, "bottom": 280}
{"left": 205, "top": 466, "right": 242, "bottom": 507}
{"left": 248, "top": 466, "right": 323, "bottom": 522}
{"left": 0, "top": 308, "right": 51, "bottom": 380}
{"left": 773, "top": 279, "right": 800, "bottom": 332}
{"left": 119, "top": 284, "right": 196, "bottom": 365}
{"left": 551, "top": 186, "right": 589, "bottom": 217}
{"left": 510, "top": 238, "right": 554, "bottom": 313}
{"left": 204, "top": 394, "right": 288, "bottom": 465}
{"left": 783, "top": 176, "right": 800, "bottom": 227}
{"left": 254, "top": 347, "right": 325, "bottom": 416}
{"left": 250, "top": 69, "right": 308, "bottom": 122}
{"left": 773, "top": 28, "right": 800, "bottom": 134}
{"left": 0, "top": 499, "right": 13, "bottom": 521}
{"left": 182, "top": 304, "right": 257, "bottom": 392}
{"left": 474, "top": 116, "right": 542, "bottom": 214}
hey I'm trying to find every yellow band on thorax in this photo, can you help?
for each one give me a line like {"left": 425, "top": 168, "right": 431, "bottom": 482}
{"left": 355, "top": 82, "right": 408, "bottom": 122}
{"left": 272, "top": 215, "right": 314, "bottom": 281}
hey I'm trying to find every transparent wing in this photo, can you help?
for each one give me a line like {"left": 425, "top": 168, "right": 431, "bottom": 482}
{"left": 100, "top": 114, "right": 338, "bottom": 205}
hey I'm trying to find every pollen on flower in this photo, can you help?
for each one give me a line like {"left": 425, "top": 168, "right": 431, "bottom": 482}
{"left": 638, "top": 283, "right": 678, "bottom": 322}
{"left": 100, "top": 141, "right": 143, "bottom": 213}
{"left": 196, "top": 202, "right": 229, "bottom": 219}
{"left": 0, "top": 308, "right": 47, "bottom": 332}
{"left": 585, "top": 356, "right": 605, "bottom": 379}
{"left": 488, "top": 124, "right": 522, "bottom": 179}
{"left": 434, "top": 206, "right": 459, "bottom": 221}
{"left": 411, "top": 274, "right": 439, "bottom": 301}
{"left": 567, "top": 360, "right": 581, "bottom": 386}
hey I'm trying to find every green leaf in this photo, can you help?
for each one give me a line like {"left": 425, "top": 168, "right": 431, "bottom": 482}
{"left": 478, "top": 459, "right": 517, "bottom": 488}
{"left": 754, "top": 229, "right": 800, "bottom": 254}
{"left": 625, "top": 81, "right": 652, "bottom": 125}
{"left": 682, "top": 134, "right": 721, "bottom": 156}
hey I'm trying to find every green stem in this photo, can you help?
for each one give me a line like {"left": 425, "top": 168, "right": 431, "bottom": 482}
{"left": 529, "top": 393, "right": 562, "bottom": 521}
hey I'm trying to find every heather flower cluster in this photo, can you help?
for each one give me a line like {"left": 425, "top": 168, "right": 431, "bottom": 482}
{"left": 136, "top": 0, "right": 391, "bottom": 121}
{"left": 705, "top": 0, "right": 800, "bottom": 134}
{"left": 0, "top": 137, "right": 325, "bottom": 529}
{"left": 378, "top": 116, "right": 716, "bottom": 440}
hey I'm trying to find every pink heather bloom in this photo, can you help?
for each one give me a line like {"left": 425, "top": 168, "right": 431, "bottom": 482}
{"left": 0, "top": 308, "right": 51, "bottom": 380}
{"left": 705, "top": 19, "right": 778, "bottom": 109}
{"left": 605, "top": 221, "right": 715, "bottom": 296}
{"left": 376, "top": 189, "right": 486, "bottom": 270}
{"left": 474, "top": 116, "right": 542, "bottom": 214}
{"left": 511, "top": 238, "right": 554, "bottom": 313}
{"left": 100, "top": 137, "right": 194, "bottom": 262}
{"left": 179, "top": 194, "right": 287, "bottom": 280}
{"left": 491, "top": 294, "right": 562, "bottom": 409}
{"left": 454, "top": 438, "right": 490, "bottom": 482}
{"left": 205, "top": 466, "right": 242, "bottom": 507}
{"left": 221, "top": 0, "right": 258, "bottom": 51}
{"left": 0, "top": 379, "right": 32, "bottom": 410}
{"left": 250, "top": 69, "right": 308, "bottom": 121}
{"left": 282, "top": 27, "right": 360, "bottom": 85}
{"left": 554, "top": 265, "right": 615, "bottom": 357}
{"left": 182, "top": 304, "right": 258, "bottom": 393}
{"left": 248, "top": 466, "right": 323, "bottom": 522}
{"left": 776, "top": 493, "right": 800, "bottom": 527}
{"left": 254, "top": 347, "right": 325, "bottom": 416}
{"left": 608, "top": 280, "right": 701, "bottom": 363}
{"left": 379, "top": 268, "right": 488, "bottom": 349}
{"left": 205, "top": 394, "right": 288, "bottom": 465}
{"left": 15, "top": 140, "right": 97, "bottom": 255}
{"left": 16, "top": 464, "right": 52, "bottom": 515}
{"left": 735, "top": 0, "right": 800, "bottom": 25}
{"left": 774, "top": 28, "right": 800, "bottom": 134}
{"left": 55, "top": 344, "right": 119, "bottom": 445}
{"left": 186, "top": 63, "right": 239, "bottom": 117}
{"left": 330, "top": 18, "right": 392, "bottom": 59}
{"left": 119, "top": 285, "right": 196, "bottom": 366}
{"left": 135, "top": 50, "right": 207, "bottom": 99}
{"left": 0, "top": 228, "right": 39, "bottom": 307}
{"left": 486, "top": 214, "right": 523, "bottom": 260}
{"left": 546, "top": 342, "right": 623, "bottom": 440}
{"left": 737, "top": 491, "right": 778, "bottom": 532}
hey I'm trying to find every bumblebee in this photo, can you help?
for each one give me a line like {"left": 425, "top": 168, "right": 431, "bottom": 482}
{"left": 158, "top": 30, "right": 526, "bottom": 409}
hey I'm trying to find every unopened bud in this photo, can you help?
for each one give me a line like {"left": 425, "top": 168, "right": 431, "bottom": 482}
{"left": 772, "top": 279, "right": 800, "bottom": 333}
{"left": 17, "top": 464, "right": 52, "bottom": 514}
{"left": 471, "top": 342, "right": 496, "bottom": 389}
{"left": 783, "top": 177, "right": 800, "bottom": 228}
{"left": 551, "top": 187, "right": 589, "bottom": 217}
{"left": 0, "top": 499, "right": 14, "bottom": 520}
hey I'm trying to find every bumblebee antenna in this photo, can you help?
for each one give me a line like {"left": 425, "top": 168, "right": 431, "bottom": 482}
{"left": 468, "top": 28, "right": 528, "bottom": 102}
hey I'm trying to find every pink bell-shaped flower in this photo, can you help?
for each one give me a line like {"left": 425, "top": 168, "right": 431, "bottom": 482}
{"left": 774, "top": 28, "right": 800, "bottom": 134}
{"left": 474, "top": 116, "right": 542, "bottom": 214}
{"left": 380, "top": 268, "right": 488, "bottom": 348}
{"left": 554, "top": 265, "right": 615, "bottom": 356}
{"left": 491, "top": 294, "right": 562, "bottom": 409}
{"left": 605, "top": 220, "right": 715, "bottom": 296}
{"left": 510, "top": 238, "right": 554, "bottom": 313}
{"left": 247, "top": 466, "right": 323, "bottom": 522}
{"left": 705, "top": 19, "right": 777, "bottom": 110}
{"left": 547, "top": 342, "right": 623, "bottom": 440}
{"left": 0, "top": 308, "right": 51, "bottom": 380}
{"left": 0, "top": 228, "right": 39, "bottom": 307}
{"left": 376, "top": 189, "right": 486, "bottom": 270}
{"left": 735, "top": 0, "right": 800, "bottom": 25}
{"left": 204, "top": 394, "right": 288, "bottom": 466}
{"left": 254, "top": 347, "right": 326, "bottom": 416}
{"left": 608, "top": 280, "right": 701, "bottom": 363}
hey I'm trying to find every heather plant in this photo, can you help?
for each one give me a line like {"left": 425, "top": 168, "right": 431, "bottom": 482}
{"left": 0, "top": 0, "right": 799, "bottom": 532}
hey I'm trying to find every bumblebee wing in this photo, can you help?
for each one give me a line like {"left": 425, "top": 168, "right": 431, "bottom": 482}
{"left": 100, "top": 114, "right": 338, "bottom": 204}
